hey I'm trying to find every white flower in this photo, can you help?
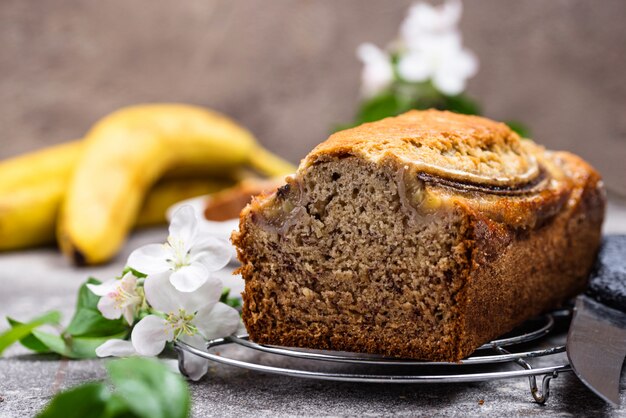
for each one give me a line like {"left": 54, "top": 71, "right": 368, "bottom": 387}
{"left": 127, "top": 205, "right": 231, "bottom": 292}
{"left": 396, "top": 0, "right": 477, "bottom": 96}
{"left": 357, "top": 43, "right": 394, "bottom": 98}
{"left": 397, "top": 36, "right": 477, "bottom": 95}
{"left": 87, "top": 272, "right": 142, "bottom": 325}
{"left": 400, "top": 0, "right": 462, "bottom": 48}
{"left": 130, "top": 272, "right": 240, "bottom": 380}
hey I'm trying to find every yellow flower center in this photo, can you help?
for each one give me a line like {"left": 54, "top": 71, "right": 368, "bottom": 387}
{"left": 166, "top": 308, "right": 198, "bottom": 340}
{"left": 166, "top": 237, "right": 191, "bottom": 270}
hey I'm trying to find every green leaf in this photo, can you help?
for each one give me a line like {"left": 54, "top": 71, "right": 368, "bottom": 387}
{"left": 356, "top": 92, "right": 412, "bottom": 125}
{"left": 104, "top": 394, "right": 141, "bottom": 418}
{"left": 77, "top": 278, "right": 102, "bottom": 307}
{"left": 339, "top": 81, "right": 484, "bottom": 133}
{"left": 220, "top": 288, "right": 242, "bottom": 309}
{"left": 65, "top": 278, "right": 129, "bottom": 338}
{"left": 36, "top": 356, "right": 190, "bottom": 418}
{"left": 441, "top": 93, "right": 481, "bottom": 115}
{"left": 36, "top": 382, "right": 111, "bottom": 418}
{"left": 66, "top": 308, "right": 128, "bottom": 338}
{"left": 107, "top": 358, "right": 190, "bottom": 418}
{"left": 31, "top": 330, "right": 128, "bottom": 359}
{"left": 31, "top": 330, "right": 68, "bottom": 356}
{"left": 122, "top": 267, "right": 147, "bottom": 279}
{"left": 6, "top": 317, "right": 53, "bottom": 353}
{"left": 0, "top": 311, "right": 61, "bottom": 355}
{"left": 67, "top": 333, "right": 128, "bottom": 359}
{"left": 505, "top": 120, "right": 531, "bottom": 138}
{"left": 220, "top": 287, "right": 230, "bottom": 302}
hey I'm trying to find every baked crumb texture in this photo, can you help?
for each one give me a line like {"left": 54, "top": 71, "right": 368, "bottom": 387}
{"left": 232, "top": 110, "right": 606, "bottom": 361}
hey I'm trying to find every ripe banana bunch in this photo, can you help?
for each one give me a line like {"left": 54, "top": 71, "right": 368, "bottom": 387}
{"left": 0, "top": 104, "right": 295, "bottom": 264}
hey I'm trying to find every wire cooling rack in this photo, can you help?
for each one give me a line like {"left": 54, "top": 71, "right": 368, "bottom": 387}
{"left": 175, "top": 309, "right": 572, "bottom": 404}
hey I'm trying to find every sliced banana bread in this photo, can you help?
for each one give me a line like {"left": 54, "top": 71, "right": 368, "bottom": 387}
{"left": 232, "top": 110, "right": 605, "bottom": 361}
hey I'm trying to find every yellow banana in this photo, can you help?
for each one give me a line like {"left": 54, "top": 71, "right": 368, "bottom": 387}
{"left": 0, "top": 139, "right": 269, "bottom": 249}
{"left": 0, "top": 104, "right": 295, "bottom": 257}
{"left": 0, "top": 177, "right": 66, "bottom": 250}
{"left": 0, "top": 136, "right": 292, "bottom": 192}
{"left": 0, "top": 141, "right": 82, "bottom": 192}
{"left": 0, "top": 176, "right": 234, "bottom": 251}
{"left": 57, "top": 103, "right": 287, "bottom": 265}
{"left": 0, "top": 140, "right": 237, "bottom": 251}
{"left": 0, "top": 143, "right": 81, "bottom": 250}
{"left": 134, "top": 177, "right": 234, "bottom": 228}
{"left": 248, "top": 144, "right": 297, "bottom": 177}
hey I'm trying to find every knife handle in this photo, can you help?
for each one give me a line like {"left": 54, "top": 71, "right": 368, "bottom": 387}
{"left": 586, "top": 235, "right": 626, "bottom": 313}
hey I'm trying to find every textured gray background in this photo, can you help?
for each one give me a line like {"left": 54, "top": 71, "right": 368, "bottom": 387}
{"left": 1, "top": 0, "right": 625, "bottom": 194}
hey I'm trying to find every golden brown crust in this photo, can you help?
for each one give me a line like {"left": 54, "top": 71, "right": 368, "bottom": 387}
{"left": 305, "top": 110, "right": 539, "bottom": 187}
{"left": 233, "top": 110, "right": 606, "bottom": 361}
{"left": 452, "top": 151, "right": 605, "bottom": 358}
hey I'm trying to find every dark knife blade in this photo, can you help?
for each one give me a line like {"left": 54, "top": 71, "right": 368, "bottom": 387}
{"left": 567, "top": 295, "right": 626, "bottom": 405}
{"left": 567, "top": 235, "right": 626, "bottom": 405}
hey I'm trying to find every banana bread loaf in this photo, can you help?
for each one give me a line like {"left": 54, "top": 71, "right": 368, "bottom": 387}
{"left": 232, "top": 110, "right": 605, "bottom": 361}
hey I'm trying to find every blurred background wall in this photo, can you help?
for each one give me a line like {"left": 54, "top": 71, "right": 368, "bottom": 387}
{"left": 1, "top": 0, "right": 624, "bottom": 194}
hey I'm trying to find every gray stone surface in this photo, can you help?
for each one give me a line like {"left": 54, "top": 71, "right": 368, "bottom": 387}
{"left": 1, "top": 202, "right": 626, "bottom": 417}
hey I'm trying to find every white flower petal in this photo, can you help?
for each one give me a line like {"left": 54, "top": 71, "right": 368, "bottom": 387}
{"left": 145, "top": 272, "right": 222, "bottom": 314}
{"left": 95, "top": 339, "right": 136, "bottom": 357}
{"left": 119, "top": 272, "right": 137, "bottom": 290}
{"left": 235, "top": 320, "right": 247, "bottom": 336}
{"left": 189, "top": 236, "right": 232, "bottom": 272}
{"left": 86, "top": 279, "right": 118, "bottom": 297}
{"left": 131, "top": 315, "right": 172, "bottom": 356}
{"left": 418, "top": 31, "right": 462, "bottom": 54}
{"left": 143, "top": 272, "right": 180, "bottom": 313}
{"left": 397, "top": 52, "right": 431, "bottom": 82}
{"left": 90, "top": 273, "right": 141, "bottom": 323}
{"left": 169, "top": 263, "right": 209, "bottom": 293}
{"left": 97, "top": 295, "right": 122, "bottom": 320}
{"left": 168, "top": 206, "right": 198, "bottom": 252}
{"left": 453, "top": 49, "right": 478, "bottom": 78}
{"left": 161, "top": 359, "right": 182, "bottom": 374}
{"left": 441, "top": 0, "right": 463, "bottom": 28}
{"left": 122, "top": 307, "right": 135, "bottom": 326}
{"left": 181, "top": 274, "right": 223, "bottom": 313}
{"left": 179, "top": 334, "right": 209, "bottom": 381}
{"left": 195, "top": 302, "right": 241, "bottom": 341}
{"left": 401, "top": 0, "right": 462, "bottom": 46}
{"left": 357, "top": 42, "right": 386, "bottom": 64}
{"left": 127, "top": 244, "right": 171, "bottom": 275}
{"left": 433, "top": 71, "right": 465, "bottom": 96}
{"left": 357, "top": 43, "right": 394, "bottom": 98}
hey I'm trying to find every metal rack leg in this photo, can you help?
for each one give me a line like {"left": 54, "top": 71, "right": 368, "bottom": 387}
{"left": 494, "top": 346, "right": 558, "bottom": 404}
